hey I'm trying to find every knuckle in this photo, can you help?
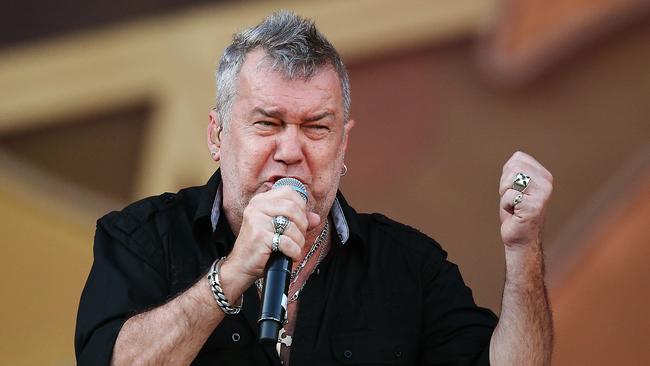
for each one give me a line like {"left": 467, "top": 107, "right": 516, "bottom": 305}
{"left": 292, "top": 215, "right": 308, "bottom": 231}
{"left": 285, "top": 242, "right": 299, "bottom": 259}
{"left": 293, "top": 243, "right": 302, "bottom": 256}
{"left": 529, "top": 201, "right": 543, "bottom": 213}
{"left": 294, "top": 233, "right": 305, "bottom": 248}
{"left": 546, "top": 171, "right": 554, "bottom": 183}
{"left": 502, "top": 160, "right": 512, "bottom": 172}
{"left": 243, "top": 203, "right": 259, "bottom": 218}
{"left": 242, "top": 204, "right": 253, "bottom": 216}
{"left": 289, "top": 201, "right": 302, "bottom": 213}
{"left": 249, "top": 194, "right": 262, "bottom": 205}
{"left": 543, "top": 180, "right": 553, "bottom": 193}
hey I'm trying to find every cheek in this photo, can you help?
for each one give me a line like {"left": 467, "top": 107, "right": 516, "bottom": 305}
{"left": 225, "top": 135, "right": 271, "bottom": 166}
{"left": 311, "top": 147, "right": 344, "bottom": 191}
{"left": 310, "top": 147, "right": 337, "bottom": 177}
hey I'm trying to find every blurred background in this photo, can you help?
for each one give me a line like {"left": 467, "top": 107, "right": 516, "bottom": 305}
{"left": 0, "top": 0, "right": 649, "bottom": 364}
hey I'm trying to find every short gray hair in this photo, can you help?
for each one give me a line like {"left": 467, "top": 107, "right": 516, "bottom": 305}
{"left": 215, "top": 10, "right": 351, "bottom": 128}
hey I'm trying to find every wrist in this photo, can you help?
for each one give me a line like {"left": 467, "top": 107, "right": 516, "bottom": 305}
{"left": 216, "top": 257, "right": 253, "bottom": 304}
{"left": 504, "top": 244, "right": 545, "bottom": 285}
{"left": 207, "top": 257, "right": 246, "bottom": 315}
{"left": 504, "top": 238, "right": 542, "bottom": 255}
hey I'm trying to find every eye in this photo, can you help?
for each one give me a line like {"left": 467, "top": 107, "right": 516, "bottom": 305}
{"left": 307, "top": 124, "right": 328, "bottom": 130}
{"left": 303, "top": 124, "right": 330, "bottom": 138}
{"left": 254, "top": 120, "right": 281, "bottom": 130}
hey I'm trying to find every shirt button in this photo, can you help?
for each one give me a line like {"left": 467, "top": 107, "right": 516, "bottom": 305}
{"left": 231, "top": 332, "right": 241, "bottom": 342}
{"left": 343, "top": 349, "right": 353, "bottom": 359}
{"left": 394, "top": 350, "right": 403, "bottom": 358}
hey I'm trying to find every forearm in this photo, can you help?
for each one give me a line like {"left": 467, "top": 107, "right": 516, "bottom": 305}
{"left": 111, "top": 261, "right": 250, "bottom": 366}
{"left": 489, "top": 244, "right": 554, "bottom": 366}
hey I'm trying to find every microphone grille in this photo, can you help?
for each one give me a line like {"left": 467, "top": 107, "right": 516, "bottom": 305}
{"left": 272, "top": 178, "right": 308, "bottom": 202}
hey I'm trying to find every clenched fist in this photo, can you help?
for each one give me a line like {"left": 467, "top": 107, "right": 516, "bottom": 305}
{"left": 498, "top": 151, "right": 553, "bottom": 248}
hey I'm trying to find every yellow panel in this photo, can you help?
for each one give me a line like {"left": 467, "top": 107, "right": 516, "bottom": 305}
{"left": 0, "top": 184, "right": 94, "bottom": 365}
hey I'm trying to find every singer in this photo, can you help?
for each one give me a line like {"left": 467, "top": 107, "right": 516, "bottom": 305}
{"left": 75, "top": 10, "right": 553, "bottom": 366}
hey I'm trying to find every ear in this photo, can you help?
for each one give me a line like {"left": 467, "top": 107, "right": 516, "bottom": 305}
{"left": 207, "top": 109, "right": 222, "bottom": 161}
{"left": 341, "top": 119, "right": 355, "bottom": 155}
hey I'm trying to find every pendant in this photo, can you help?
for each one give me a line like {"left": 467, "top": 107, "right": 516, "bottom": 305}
{"left": 278, "top": 328, "right": 292, "bottom": 347}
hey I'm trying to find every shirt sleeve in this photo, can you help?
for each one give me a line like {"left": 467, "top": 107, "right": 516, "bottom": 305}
{"left": 74, "top": 216, "right": 169, "bottom": 366}
{"left": 419, "top": 252, "right": 498, "bottom": 366}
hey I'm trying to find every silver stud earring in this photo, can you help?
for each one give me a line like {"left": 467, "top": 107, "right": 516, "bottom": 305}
{"left": 341, "top": 164, "right": 348, "bottom": 176}
{"left": 210, "top": 148, "right": 218, "bottom": 157}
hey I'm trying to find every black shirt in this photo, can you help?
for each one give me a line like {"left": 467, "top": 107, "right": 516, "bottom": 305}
{"left": 75, "top": 170, "right": 497, "bottom": 365}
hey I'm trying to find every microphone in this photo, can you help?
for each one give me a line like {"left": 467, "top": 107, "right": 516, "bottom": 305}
{"left": 258, "top": 177, "right": 308, "bottom": 343}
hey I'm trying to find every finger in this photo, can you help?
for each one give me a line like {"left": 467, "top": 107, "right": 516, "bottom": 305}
{"left": 269, "top": 186, "right": 308, "bottom": 208}
{"left": 502, "top": 151, "right": 545, "bottom": 172}
{"left": 253, "top": 198, "right": 309, "bottom": 234}
{"left": 279, "top": 220, "right": 306, "bottom": 252}
{"left": 307, "top": 212, "right": 321, "bottom": 230}
{"left": 501, "top": 186, "right": 550, "bottom": 221}
{"left": 514, "top": 152, "right": 552, "bottom": 180}
{"left": 500, "top": 189, "right": 525, "bottom": 211}
{"left": 499, "top": 172, "right": 553, "bottom": 206}
{"left": 501, "top": 152, "right": 553, "bottom": 188}
{"left": 253, "top": 186, "right": 308, "bottom": 215}
{"left": 499, "top": 162, "right": 538, "bottom": 196}
{"left": 271, "top": 232, "right": 302, "bottom": 261}
{"left": 499, "top": 189, "right": 536, "bottom": 222}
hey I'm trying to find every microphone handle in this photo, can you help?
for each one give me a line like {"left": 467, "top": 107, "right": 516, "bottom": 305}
{"left": 259, "top": 252, "right": 292, "bottom": 343}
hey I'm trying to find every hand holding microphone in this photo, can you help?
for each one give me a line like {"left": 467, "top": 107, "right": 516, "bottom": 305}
{"left": 216, "top": 178, "right": 320, "bottom": 341}
{"left": 259, "top": 178, "right": 310, "bottom": 342}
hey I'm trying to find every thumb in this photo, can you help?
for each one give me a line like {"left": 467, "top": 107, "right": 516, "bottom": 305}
{"left": 307, "top": 212, "right": 321, "bottom": 230}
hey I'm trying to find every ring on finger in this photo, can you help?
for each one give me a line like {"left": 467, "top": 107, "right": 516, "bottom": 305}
{"left": 272, "top": 215, "right": 290, "bottom": 235}
{"left": 513, "top": 193, "right": 524, "bottom": 206}
{"left": 512, "top": 172, "right": 531, "bottom": 192}
{"left": 272, "top": 232, "right": 282, "bottom": 252}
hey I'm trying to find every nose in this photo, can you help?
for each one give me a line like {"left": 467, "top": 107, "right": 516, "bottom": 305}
{"left": 273, "top": 126, "right": 304, "bottom": 166}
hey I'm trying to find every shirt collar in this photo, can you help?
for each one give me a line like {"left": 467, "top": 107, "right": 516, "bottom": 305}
{"left": 210, "top": 184, "right": 223, "bottom": 232}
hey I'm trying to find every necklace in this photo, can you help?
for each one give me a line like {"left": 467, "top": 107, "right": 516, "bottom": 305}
{"left": 274, "top": 222, "right": 330, "bottom": 351}
{"left": 290, "top": 221, "right": 329, "bottom": 282}
{"left": 287, "top": 231, "right": 328, "bottom": 302}
{"left": 256, "top": 221, "right": 330, "bottom": 303}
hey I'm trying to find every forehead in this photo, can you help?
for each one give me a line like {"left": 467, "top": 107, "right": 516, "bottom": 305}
{"left": 235, "top": 50, "right": 343, "bottom": 117}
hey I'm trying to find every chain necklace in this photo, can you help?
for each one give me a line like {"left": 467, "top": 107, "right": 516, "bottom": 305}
{"left": 287, "top": 229, "right": 328, "bottom": 303}
{"left": 256, "top": 220, "right": 330, "bottom": 303}
{"left": 290, "top": 221, "right": 328, "bottom": 282}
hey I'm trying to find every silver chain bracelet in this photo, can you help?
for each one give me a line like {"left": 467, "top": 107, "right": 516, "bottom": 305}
{"left": 207, "top": 257, "right": 243, "bottom": 315}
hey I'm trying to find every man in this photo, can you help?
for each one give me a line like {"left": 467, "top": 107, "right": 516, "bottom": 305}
{"left": 76, "top": 10, "right": 553, "bottom": 366}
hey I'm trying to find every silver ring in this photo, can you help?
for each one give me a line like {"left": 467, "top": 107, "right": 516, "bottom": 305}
{"left": 272, "top": 232, "right": 282, "bottom": 252}
{"left": 512, "top": 172, "right": 531, "bottom": 192}
{"left": 272, "top": 215, "right": 290, "bottom": 235}
{"left": 513, "top": 193, "right": 524, "bottom": 206}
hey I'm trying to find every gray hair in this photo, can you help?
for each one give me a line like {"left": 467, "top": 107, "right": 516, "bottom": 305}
{"left": 215, "top": 10, "right": 351, "bottom": 128}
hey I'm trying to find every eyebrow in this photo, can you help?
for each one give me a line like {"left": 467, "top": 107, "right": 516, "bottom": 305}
{"left": 252, "top": 107, "right": 335, "bottom": 122}
{"left": 253, "top": 107, "right": 283, "bottom": 119}
{"left": 303, "top": 111, "right": 334, "bottom": 122}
